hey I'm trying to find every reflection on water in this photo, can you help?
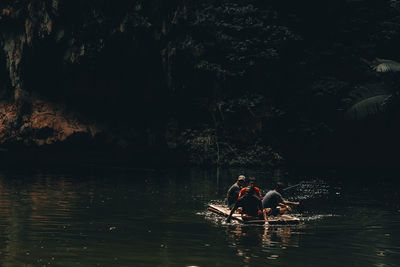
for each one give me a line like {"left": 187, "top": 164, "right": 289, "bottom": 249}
{"left": 0, "top": 167, "right": 398, "bottom": 266}
{"left": 225, "top": 224, "right": 301, "bottom": 262}
{"left": 0, "top": 172, "right": 90, "bottom": 266}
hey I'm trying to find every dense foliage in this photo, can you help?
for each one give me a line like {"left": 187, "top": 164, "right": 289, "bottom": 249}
{"left": 0, "top": 0, "right": 400, "bottom": 166}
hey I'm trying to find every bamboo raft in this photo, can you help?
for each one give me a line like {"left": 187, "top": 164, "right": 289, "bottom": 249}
{"left": 208, "top": 204, "right": 300, "bottom": 225}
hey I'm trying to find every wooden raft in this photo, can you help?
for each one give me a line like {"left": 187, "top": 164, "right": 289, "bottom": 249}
{"left": 208, "top": 204, "right": 300, "bottom": 225}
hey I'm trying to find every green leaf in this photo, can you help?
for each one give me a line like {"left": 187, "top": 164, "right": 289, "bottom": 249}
{"left": 346, "top": 94, "right": 391, "bottom": 120}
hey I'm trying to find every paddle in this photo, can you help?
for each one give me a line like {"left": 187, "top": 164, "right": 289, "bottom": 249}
{"left": 283, "top": 183, "right": 302, "bottom": 191}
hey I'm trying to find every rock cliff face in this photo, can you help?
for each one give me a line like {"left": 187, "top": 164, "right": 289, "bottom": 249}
{"left": 0, "top": 1, "right": 90, "bottom": 148}
{"left": 0, "top": 97, "right": 98, "bottom": 146}
{"left": 0, "top": 0, "right": 399, "bottom": 166}
{"left": 0, "top": 0, "right": 161, "bottom": 152}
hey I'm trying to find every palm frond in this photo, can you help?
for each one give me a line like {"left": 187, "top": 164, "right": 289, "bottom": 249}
{"left": 346, "top": 94, "right": 392, "bottom": 120}
{"left": 373, "top": 58, "right": 400, "bottom": 72}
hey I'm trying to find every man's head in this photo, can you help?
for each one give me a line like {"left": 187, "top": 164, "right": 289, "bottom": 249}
{"left": 275, "top": 182, "right": 285, "bottom": 193}
{"left": 247, "top": 177, "right": 256, "bottom": 189}
{"left": 248, "top": 177, "right": 256, "bottom": 188}
{"left": 245, "top": 177, "right": 257, "bottom": 196}
{"left": 237, "top": 175, "right": 246, "bottom": 187}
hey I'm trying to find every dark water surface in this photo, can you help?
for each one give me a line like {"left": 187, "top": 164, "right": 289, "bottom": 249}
{"left": 0, "top": 167, "right": 399, "bottom": 266}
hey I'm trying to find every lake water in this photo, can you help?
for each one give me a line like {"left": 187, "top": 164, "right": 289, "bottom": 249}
{"left": 0, "top": 167, "right": 399, "bottom": 266}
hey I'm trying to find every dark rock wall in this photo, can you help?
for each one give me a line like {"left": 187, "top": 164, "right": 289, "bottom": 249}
{"left": 0, "top": 0, "right": 399, "bottom": 167}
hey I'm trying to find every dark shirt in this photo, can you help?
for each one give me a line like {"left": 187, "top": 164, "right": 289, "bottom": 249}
{"left": 227, "top": 183, "right": 241, "bottom": 208}
{"left": 262, "top": 190, "right": 283, "bottom": 209}
{"left": 234, "top": 194, "right": 263, "bottom": 217}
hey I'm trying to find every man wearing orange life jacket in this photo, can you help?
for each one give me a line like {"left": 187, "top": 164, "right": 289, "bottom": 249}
{"left": 226, "top": 177, "right": 266, "bottom": 222}
{"left": 238, "top": 177, "right": 263, "bottom": 200}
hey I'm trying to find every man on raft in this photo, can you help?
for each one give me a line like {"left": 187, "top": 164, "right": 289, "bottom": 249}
{"left": 226, "top": 175, "right": 246, "bottom": 209}
{"left": 226, "top": 177, "right": 266, "bottom": 222}
{"left": 262, "top": 182, "right": 300, "bottom": 216}
{"left": 226, "top": 179, "right": 300, "bottom": 222}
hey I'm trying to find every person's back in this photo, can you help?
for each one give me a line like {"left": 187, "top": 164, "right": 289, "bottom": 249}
{"left": 226, "top": 175, "right": 246, "bottom": 209}
{"left": 236, "top": 193, "right": 263, "bottom": 217}
{"left": 236, "top": 178, "right": 263, "bottom": 217}
{"left": 227, "top": 183, "right": 241, "bottom": 208}
{"left": 262, "top": 190, "right": 283, "bottom": 210}
{"left": 262, "top": 182, "right": 300, "bottom": 216}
